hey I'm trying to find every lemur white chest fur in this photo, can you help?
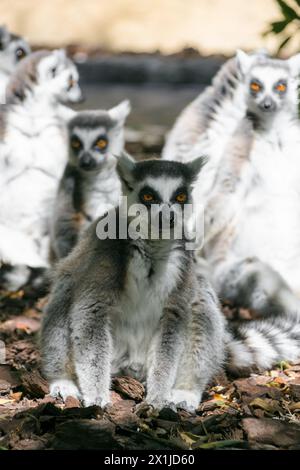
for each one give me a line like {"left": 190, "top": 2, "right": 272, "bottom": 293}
{"left": 192, "top": 83, "right": 245, "bottom": 204}
{"left": 111, "top": 242, "right": 183, "bottom": 378}
{"left": 0, "top": 102, "right": 69, "bottom": 265}
{"left": 81, "top": 168, "right": 121, "bottom": 223}
{"left": 0, "top": 49, "right": 82, "bottom": 269}
{"left": 232, "top": 115, "right": 300, "bottom": 293}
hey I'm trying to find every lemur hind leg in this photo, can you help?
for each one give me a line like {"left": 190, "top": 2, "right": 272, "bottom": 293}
{"left": 172, "top": 277, "right": 226, "bottom": 412}
{"left": 41, "top": 278, "right": 81, "bottom": 401}
{"left": 213, "top": 257, "right": 300, "bottom": 319}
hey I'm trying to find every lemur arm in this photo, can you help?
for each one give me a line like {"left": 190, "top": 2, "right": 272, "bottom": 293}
{"left": 146, "top": 284, "right": 187, "bottom": 409}
{"left": 204, "top": 119, "right": 253, "bottom": 244}
{"left": 51, "top": 166, "right": 80, "bottom": 260}
{"left": 70, "top": 296, "right": 113, "bottom": 407}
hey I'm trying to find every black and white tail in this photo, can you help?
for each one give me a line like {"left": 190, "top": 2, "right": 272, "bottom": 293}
{"left": 226, "top": 316, "right": 300, "bottom": 374}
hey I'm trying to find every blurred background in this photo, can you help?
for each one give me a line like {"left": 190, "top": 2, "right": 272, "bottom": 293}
{"left": 1, "top": 0, "right": 297, "bottom": 150}
{"left": 0, "top": 0, "right": 292, "bottom": 54}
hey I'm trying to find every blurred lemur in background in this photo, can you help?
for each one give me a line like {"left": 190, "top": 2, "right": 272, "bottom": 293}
{"left": 0, "top": 49, "right": 82, "bottom": 290}
{"left": 51, "top": 100, "right": 131, "bottom": 260}
{"left": 41, "top": 154, "right": 300, "bottom": 411}
{"left": 0, "top": 25, "right": 31, "bottom": 101}
{"left": 203, "top": 51, "right": 300, "bottom": 318}
{"left": 162, "top": 49, "right": 268, "bottom": 206}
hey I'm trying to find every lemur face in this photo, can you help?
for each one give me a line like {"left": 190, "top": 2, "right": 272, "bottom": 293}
{"left": 68, "top": 100, "right": 131, "bottom": 172}
{"left": 117, "top": 153, "right": 207, "bottom": 235}
{"left": 0, "top": 26, "right": 31, "bottom": 73}
{"left": 37, "top": 49, "right": 82, "bottom": 103}
{"left": 236, "top": 49, "right": 300, "bottom": 116}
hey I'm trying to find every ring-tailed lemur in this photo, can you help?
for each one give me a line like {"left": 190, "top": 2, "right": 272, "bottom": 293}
{"left": 0, "top": 25, "right": 31, "bottom": 102}
{"left": 41, "top": 153, "right": 300, "bottom": 411}
{"left": 202, "top": 51, "right": 300, "bottom": 318}
{"left": 0, "top": 49, "right": 82, "bottom": 289}
{"left": 162, "top": 50, "right": 268, "bottom": 208}
{"left": 51, "top": 100, "right": 131, "bottom": 260}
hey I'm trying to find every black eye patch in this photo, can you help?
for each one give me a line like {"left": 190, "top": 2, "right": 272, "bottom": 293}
{"left": 93, "top": 135, "right": 108, "bottom": 152}
{"left": 139, "top": 186, "right": 161, "bottom": 205}
{"left": 250, "top": 78, "right": 264, "bottom": 95}
{"left": 171, "top": 186, "right": 189, "bottom": 204}
{"left": 70, "top": 135, "right": 82, "bottom": 152}
{"left": 274, "top": 80, "right": 288, "bottom": 94}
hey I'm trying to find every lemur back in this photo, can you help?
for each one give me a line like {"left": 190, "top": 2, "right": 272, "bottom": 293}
{"left": 50, "top": 100, "right": 131, "bottom": 260}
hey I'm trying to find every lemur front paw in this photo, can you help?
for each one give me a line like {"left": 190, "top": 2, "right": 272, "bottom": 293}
{"left": 145, "top": 395, "right": 177, "bottom": 412}
{"left": 49, "top": 379, "right": 82, "bottom": 401}
{"left": 170, "top": 389, "right": 201, "bottom": 413}
{"left": 83, "top": 396, "right": 111, "bottom": 409}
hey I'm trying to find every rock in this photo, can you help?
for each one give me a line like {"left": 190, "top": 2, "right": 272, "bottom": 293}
{"left": 290, "top": 383, "right": 300, "bottom": 400}
{"left": 106, "top": 400, "right": 138, "bottom": 428}
{"left": 52, "top": 419, "right": 122, "bottom": 450}
{"left": 0, "top": 365, "right": 20, "bottom": 388}
{"left": 13, "top": 437, "right": 48, "bottom": 450}
{"left": 64, "top": 396, "right": 81, "bottom": 409}
{"left": 233, "top": 377, "right": 282, "bottom": 401}
{"left": 20, "top": 369, "right": 49, "bottom": 398}
{"left": 243, "top": 418, "right": 300, "bottom": 449}
{"left": 112, "top": 376, "right": 144, "bottom": 402}
{"left": 0, "top": 380, "right": 11, "bottom": 393}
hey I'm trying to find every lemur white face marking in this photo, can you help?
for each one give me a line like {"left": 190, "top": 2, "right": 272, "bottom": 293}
{"left": 236, "top": 49, "right": 300, "bottom": 116}
{"left": 0, "top": 25, "right": 30, "bottom": 75}
{"left": 36, "top": 49, "right": 82, "bottom": 103}
{"left": 67, "top": 100, "right": 131, "bottom": 171}
{"left": 117, "top": 153, "right": 207, "bottom": 237}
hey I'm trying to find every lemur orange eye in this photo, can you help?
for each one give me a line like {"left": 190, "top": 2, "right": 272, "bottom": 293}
{"left": 276, "top": 83, "right": 286, "bottom": 92}
{"left": 143, "top": 194, "right": 154, "bottom": 202}
{"left": 250, "top": 81, "right": 261, "bottom": 93}
{"left": 95, "top": 138, "right": 108, "bottom": 150}
{"left": 175, "top": 193, "right": 187, "bottom": 203}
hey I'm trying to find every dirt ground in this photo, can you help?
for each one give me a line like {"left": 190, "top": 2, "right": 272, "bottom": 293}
{"left": 1, "top": 282, "right": 300, "bottom": 451}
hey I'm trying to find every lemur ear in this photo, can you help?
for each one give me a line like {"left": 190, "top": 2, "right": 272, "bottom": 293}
{"left": 186, "top": 155, "right": 208, "bottom": 180}
{"left": 109, "top": 100, "right": 131, "bottom": 124}
{"left": 236, "top": 49, "right": 255, "bottom": 75}
{"left": 0, "top": 25, "right": 9, "bottom": 49}
{"left": 116, "top": 151, "right": 136, "bottom": 190}
{"left": 54, "top": 48, "right": 67, "bottom": 61}
{"left": 288, "top": 53, "right": 300, "bottom": 77}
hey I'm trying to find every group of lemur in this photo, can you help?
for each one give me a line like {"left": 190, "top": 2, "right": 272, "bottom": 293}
{"left": 1, "top": 25, "right": 300, "bottom": 412}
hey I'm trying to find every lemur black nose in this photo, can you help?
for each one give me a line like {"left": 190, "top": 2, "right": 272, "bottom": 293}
{"left": 79, "top": 153, "right": 94, "bottom": 170}
{"left": 261, "top": 97, "right": 275, "bottom": 111}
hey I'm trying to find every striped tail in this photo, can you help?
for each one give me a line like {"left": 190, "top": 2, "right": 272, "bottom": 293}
{"left": 225, "top": 316, "right": 300, "bottom": 374}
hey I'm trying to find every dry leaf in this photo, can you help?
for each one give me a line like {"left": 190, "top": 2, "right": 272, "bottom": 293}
{"left": 289, "top": 402, "right": 300, "bottom": 412}
{"left": 250, "top": 397, "right": 280, "bottom": 414}
{"left": 0, "top": 398, "right": 14, "bottom": 405}
{"left": 10, "top": 392, "right": 22, "bottom": 402}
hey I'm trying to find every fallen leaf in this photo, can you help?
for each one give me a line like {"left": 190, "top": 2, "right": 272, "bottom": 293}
{"left": 250, "top": 397, "right": 281, "bottom": 414}
{"left": 0, "top": 398, "right": 14, "bottom": 405}
{"left": 289, "top": 402, "right": 300, "bottom": 412}
{"left": 9, "top": 392, "right": 22, "bottom": 402}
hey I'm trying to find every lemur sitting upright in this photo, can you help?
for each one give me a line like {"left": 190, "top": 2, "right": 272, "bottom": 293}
{"left": 0, "top": 49, "right": 82, "bottom": 290}
{"left": 41, "top": 153, "right": 300, "bottom": 412}
{"left": 202, "top": 50, "right": 300, "bottom": 318}
{"left": 51, "top": 100, "right": 131, "bottom": 260}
